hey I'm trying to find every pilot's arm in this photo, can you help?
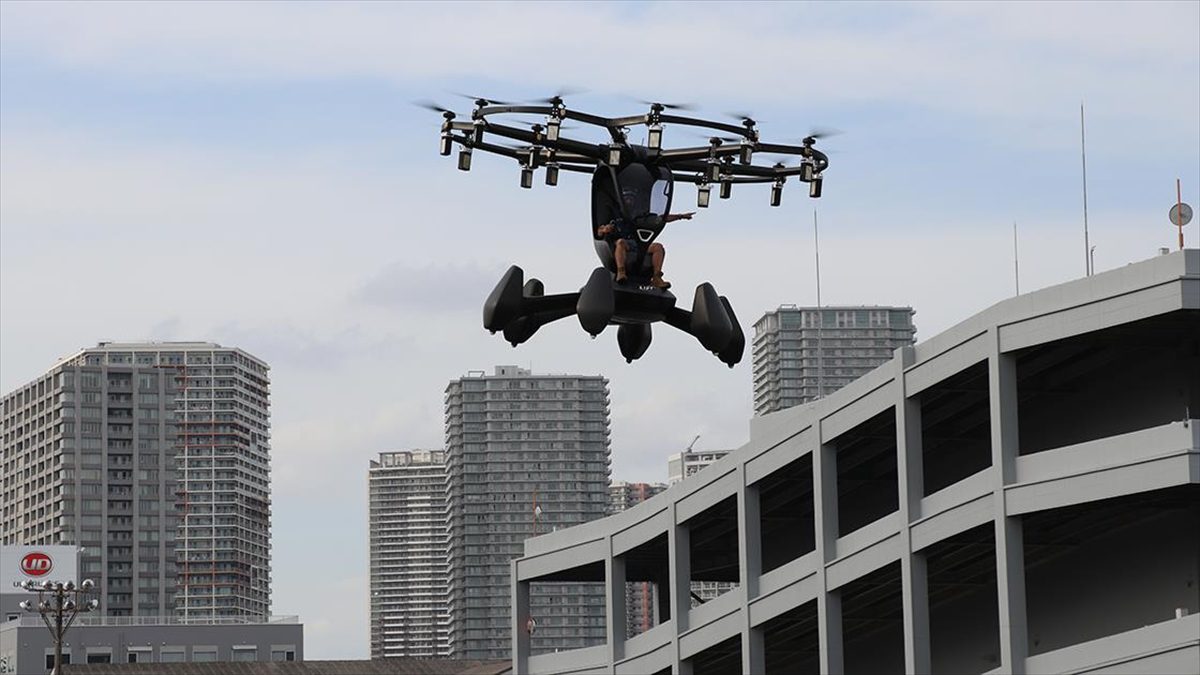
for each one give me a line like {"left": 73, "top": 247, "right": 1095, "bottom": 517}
{"left": 597, "top": 222, "right": 617, "bottom": 237}
{"left": 665, "top": 212, "right": 695, "bottom": 223}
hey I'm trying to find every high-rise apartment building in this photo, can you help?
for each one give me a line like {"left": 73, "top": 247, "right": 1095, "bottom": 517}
{"left": 0, "top": 342, "right": 271, "bottom": 618}
{"left": 368, "top": 449, "right": 450, "bottom": 659}
{"left": 444, "top": 366, "right": 611, "bottom": 660}
{"left": 752, "top": 305, "right": 916, "bottom": 416}
{"left": 608, "top": 481, "right": 668, "bottom": 638}
{"left": 608, "top": 481, "right": 667, "bottom": 515}
{"left": 667, "top": 449, "right": 732, "bottom": 485}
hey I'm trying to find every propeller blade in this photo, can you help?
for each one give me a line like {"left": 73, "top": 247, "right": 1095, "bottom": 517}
{"left": 413, "top": 99, "right": 455, "bottom": 114}
{"left": 761, "top": 154, "right": 801, "bottom": 165}
{"left": 806, "top": 126, "right": 844, "bottom": 140}
{"left": 528, "top": 86, "right": 587, "bottom": 104}
{"left": 452, "top": 92, "right": 516, "bottom": 106}
{"left": 636, "top": 99, "right": 697, "bottom": 111}
{"left": 503, "top": 115, "right": 579, "bottom": 130}
{"left": 679, "top": 129, "right": 745, "bottom": 143}
{"left": 723, "top": 111, "right": 762, "bottom": 125}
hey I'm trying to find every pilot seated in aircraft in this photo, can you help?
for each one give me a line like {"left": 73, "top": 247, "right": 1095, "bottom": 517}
{"left": 596, "top": 185, "right": 694, "bottom": 289}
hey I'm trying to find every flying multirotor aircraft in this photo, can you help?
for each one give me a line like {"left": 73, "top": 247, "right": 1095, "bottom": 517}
{"left": 421, "top": 94, "right": 831, "bottom": 367}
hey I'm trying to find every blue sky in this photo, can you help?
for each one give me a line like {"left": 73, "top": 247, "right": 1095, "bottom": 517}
{"left": 2, "top": 0, "right": 1197, "bottom": 660}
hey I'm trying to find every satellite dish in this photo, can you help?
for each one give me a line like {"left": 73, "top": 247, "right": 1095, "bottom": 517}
{"left": 1169, "top": 202, "right": 1192, "bottom": 227}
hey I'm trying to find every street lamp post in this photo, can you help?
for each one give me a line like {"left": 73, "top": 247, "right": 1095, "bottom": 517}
{"left": 18, "top": 578, "right": 99, "bottom": 675}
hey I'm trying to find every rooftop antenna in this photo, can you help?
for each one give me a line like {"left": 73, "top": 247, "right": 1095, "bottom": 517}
{"left": 814, "top": 208, "right": 824, "bottom": 400}
{"left": 1013, "top": 221, "right": 1020, "bottom": 295}
{"left": 1080, "top": 102, "right": 1092, "bottom": 276}
{"left": 1172, "top": 178, "right": 1193, "bottom": 250}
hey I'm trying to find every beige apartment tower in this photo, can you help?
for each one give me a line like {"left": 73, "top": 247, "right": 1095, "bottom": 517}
{"left": 0, "top": 342, "right": 271, "bottom": 618}
{"left": 368, "top": 450, "right": 451, "bottom": 658}
{"left": 753, "top": 305, "right": 916, "bottom": 416}
{"left": 444, "top": 366, "right": 612, "bottom": 660}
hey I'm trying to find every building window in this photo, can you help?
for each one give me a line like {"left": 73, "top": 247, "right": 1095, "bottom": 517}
{"left": 44, "top": 653, "right": 71, "bottom": 669}
{"left": 192, "top": 648, "right": 218, "bottom": 662}
{"left": 231, "top": 647, "right": 257, "bottom": 662}
{"left": 86, "top": 651, "right": 112, "bottom": 664}
{"left": 160, "top": 649, "right": 185, "bottom": 663}
{"left": 270, "top": 649, "right": 296, "bottom": 662}
{"left": 127, "top": 648, "right": 152, "bottom": 663}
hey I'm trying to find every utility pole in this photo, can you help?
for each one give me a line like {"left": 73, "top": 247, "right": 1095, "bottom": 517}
{"left": 19, "top": 578, "right": 99, "bottom": 675}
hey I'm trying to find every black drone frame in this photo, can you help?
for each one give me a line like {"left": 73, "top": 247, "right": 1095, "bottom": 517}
{"left": 436, "top": 97, "right": 830, "bottom": 204}
{"left": 430, "top": 96, "right": 832, "bottom": 367}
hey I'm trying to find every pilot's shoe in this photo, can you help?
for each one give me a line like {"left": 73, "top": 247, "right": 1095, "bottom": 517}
{"left": 651, "top": 274, "right": 671, "bottom": 290}
{"left": 616, "top": 270, "right": 628, "bottom": 284}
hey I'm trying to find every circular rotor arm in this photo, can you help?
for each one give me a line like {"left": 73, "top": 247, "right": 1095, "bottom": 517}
{"left": 431, "top": 97, "right": 832, "bottom": 189}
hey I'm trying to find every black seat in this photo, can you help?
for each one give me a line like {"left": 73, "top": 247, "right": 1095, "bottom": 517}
{"left": 590, "top": 161, "right": 673, "bottom": 280}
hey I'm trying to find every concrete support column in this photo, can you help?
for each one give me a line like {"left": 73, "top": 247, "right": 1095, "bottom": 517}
{"left": 512, "top": 562, "right": 531, "bottom": 674}
{"left": 995, "top": 515, "right": 1028, "bottom": 673}
{"left": 813, "top": 421, "right": 844, "bottom": 674}
{"left": 989, "top": 330, "right": 1021, "bottom": 484}
{"left": 989, "top": 329, "right": 1028, "bottom": 674}
{"left": 743, "top": 625, "right": 765, "bottom": 675}
{"left": 817, "top": 589, "right": 844, "bottom": 675}
{"left": 605, "top": 549, "right": 627, "bottom": 668}
{"left": 738, "top": 475, "right": 764, "bottom": 673}
{"left": 896, "top": 348, "right": 925, "bottom": 513}
{"left": 738, "top": 474, "right": 763, "bottom": 598}
{"left": 814, "top": 439, "right": 840, "bottom": 557}
{"left": 656, "top": 575, "right": 670, "bottom": 626}
{"left": 652, "top": 579, "right": 663, "bottom": 627}
{"left": 668, "top": 503, "right": 693, "bottom": 675}
{"left": 896, "top": 347, "right": 932, "bottom": 674}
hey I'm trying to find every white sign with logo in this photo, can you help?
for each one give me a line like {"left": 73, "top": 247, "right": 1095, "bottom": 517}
{"left": 0, "top": 545, "right": 79, "bottom": 593}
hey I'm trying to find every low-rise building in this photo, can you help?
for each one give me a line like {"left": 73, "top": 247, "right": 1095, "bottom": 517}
{"left": 1, "top": 540, "right": 301, "bottom": 672}
{"left": 0, "top": 614, "right": 301, "bottom": 672}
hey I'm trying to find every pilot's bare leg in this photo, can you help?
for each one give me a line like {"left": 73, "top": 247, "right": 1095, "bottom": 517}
{"left": 649, "top": 243, "right": 671, "bottom": 289}
{"left": 615, "top": 240, "right": 628, "bottom": 283}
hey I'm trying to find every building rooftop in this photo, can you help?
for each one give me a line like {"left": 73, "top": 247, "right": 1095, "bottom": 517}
{"left": 3, "top": 615, "right": 299, "bottom": 628}
{"left": 62, "top": 660, "right": 510, "bottom": 675}
{"left": 45, "top": 340, "right": 270, "bottom": 373}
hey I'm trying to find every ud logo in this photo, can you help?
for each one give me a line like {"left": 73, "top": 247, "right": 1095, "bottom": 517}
{"left": 20, "top": 551, "right": 53, "bottom": 577}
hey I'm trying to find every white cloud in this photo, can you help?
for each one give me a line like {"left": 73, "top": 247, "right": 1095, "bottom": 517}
{"left": 2, "top": 1, "right": 1195, "bottom": 140}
